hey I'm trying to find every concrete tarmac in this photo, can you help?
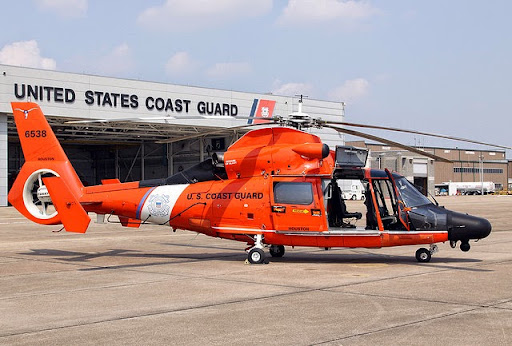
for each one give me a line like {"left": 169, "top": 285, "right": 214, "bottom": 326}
{"left": 0, "top": 195, "right": 511, "bottom": 345}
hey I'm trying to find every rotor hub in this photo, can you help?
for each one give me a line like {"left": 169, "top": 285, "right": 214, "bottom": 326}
{"left": 37, "top": 186, "right": 52, "bottom": 203}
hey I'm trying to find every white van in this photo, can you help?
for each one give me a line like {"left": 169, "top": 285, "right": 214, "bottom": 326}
{"left": 339, "top": 179, "right": 365, "bottom": 200}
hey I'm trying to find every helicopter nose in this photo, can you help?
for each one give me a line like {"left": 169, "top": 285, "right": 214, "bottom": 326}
{"left": 447, "top": 211, "right": 491, "bottom": 242}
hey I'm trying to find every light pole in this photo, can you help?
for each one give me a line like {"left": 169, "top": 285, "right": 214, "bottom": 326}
{"left": 479, "top": 153, "right": 484, "bottom": 195}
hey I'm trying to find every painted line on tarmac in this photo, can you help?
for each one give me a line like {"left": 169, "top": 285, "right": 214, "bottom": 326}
{"left": 313, "top": 306, "right": 483, "bottom": 345}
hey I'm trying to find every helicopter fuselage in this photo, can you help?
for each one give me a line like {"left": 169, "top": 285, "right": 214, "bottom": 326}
{"left": 76, "top": 127, "right": 490, "bottom": 254}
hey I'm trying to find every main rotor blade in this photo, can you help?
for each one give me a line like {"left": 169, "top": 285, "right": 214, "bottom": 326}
{"left": 154, "top": 123, "right": 271, "bottom": 144}
{"left": 324, "top": 124, "right": 452, "bottom": 163}
{"left": 66, "top": 115, "right": 270, "bottom": 124}
{"left": 323, "top": 120, "right": 511, "bottom": 150}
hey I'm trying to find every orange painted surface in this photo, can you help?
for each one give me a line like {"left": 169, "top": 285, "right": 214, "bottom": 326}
{"left": 381, "top": 232, "right": 448, "bottom": 247}
{"left": 168, "top": 177, "right": 273, "bottom": 237}
{"left": 223, "top": 127, "right": 333, "bottom": 179}
{"left": 43, "top": 176, "right": 90, "bottom": 233}
{"left": 9, "top": 103, "right": 84, "bottom": 225}
{"left": 81, "top": 186, "right": 153, "bottom": 219}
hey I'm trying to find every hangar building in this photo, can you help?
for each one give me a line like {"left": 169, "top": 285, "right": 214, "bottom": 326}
{"left": 0, "top": 64, "right": 346, "bottom": 206}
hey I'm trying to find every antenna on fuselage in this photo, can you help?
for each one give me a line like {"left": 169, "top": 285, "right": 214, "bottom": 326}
{"left": 294, "top": 94, "right": 308, "bottom": 114}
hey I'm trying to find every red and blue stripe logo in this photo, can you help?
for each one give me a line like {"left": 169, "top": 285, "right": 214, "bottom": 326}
{"left": 247, "top": 99, "right": 276, "bottom": 125}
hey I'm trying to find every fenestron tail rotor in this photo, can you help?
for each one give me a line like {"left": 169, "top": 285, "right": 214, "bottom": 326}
{"left": 23, "top": 169, "right": 59, "bottom": 220}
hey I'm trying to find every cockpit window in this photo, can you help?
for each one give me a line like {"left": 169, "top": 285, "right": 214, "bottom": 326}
{"left": 395, "top": 177, "right": 431, "bottom": 207}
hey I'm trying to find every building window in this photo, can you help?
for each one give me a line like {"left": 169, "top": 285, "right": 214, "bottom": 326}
{"left": 453, "top": 167, "right": 503, "bottom": 174}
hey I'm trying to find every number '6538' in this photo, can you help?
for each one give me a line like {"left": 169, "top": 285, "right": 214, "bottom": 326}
{"left": 24, "top": 130, "right": 47, "bottom": 138}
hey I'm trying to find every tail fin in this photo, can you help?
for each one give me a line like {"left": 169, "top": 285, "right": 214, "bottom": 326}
{"left": 8, "top": 102, "right": 86, "bottom": 228}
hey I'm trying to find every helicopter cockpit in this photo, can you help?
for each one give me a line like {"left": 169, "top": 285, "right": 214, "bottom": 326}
{"left": 325, "top": 146, "right": 419, "bottom": 231}
{"left": 324, "top": 145, "right": 491, "bottom": 251}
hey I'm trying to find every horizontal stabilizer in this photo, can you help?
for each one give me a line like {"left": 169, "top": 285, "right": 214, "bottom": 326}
{"left": 43, "top": 176, "right": 90, "bottom": 233}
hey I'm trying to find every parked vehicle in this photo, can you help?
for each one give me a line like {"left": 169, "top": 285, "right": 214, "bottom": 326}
{"left": 339, "top": 179, "right": 365, "bottom": 200}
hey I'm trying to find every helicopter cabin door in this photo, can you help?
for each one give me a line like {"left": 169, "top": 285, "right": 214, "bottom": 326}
{"left": 385, "top": 169, "right": 411, "bottom": 231}
{"left": 271, "top": 179, "right": 323, "bottom": 233}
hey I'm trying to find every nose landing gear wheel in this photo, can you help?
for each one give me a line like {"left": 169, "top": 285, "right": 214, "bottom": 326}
{"left": 415, "top": 248, "right": 431, "bottom": 263}
{"left": 248, "top": 248, "right": 266, "bottom": 264}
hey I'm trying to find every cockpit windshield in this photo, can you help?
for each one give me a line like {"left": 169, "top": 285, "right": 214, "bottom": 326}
{"left": 394, "top": 177, "right": 432, "bottom": 207}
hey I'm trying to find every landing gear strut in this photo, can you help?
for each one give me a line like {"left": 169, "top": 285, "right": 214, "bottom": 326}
{"left": 247, "top": 234, "right": 267, "bottom": 264}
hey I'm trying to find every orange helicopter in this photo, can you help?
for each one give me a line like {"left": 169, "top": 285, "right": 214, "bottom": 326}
{"left": 8, "top": 100, "right": 502, "bottom": 264}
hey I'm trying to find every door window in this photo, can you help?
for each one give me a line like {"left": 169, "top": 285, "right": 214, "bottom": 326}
{"left": 273, "top": 182, "right": 313, "bottom": 205}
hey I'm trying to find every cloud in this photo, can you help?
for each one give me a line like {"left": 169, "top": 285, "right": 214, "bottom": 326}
{"left": 0, "top": 40, "right": 56, "bottom": 70}
{"left": 35, "top": 0, "right": 87, "bottom": 18}
{"left": 94, "top": 44, "right": 135, "bottom": 76}
{"left": 328, "top": 78, "right": 369, "bottom": 102}
{"left": 206, "top": 62, "right": 252, "bottom": 79}
{"left": 271, "top": 80, "right": 313, "bottom": 96}
{"left": 277, "top": 0, "right": 378, "bottom": 27}
{"left": 165, "top": 52, "right": 197, "bottom": 76}
{"left": 138, "top": 0, "right": 273, "bottom": 32}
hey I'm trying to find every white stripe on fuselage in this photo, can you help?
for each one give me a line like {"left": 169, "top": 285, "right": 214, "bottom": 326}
{"left": 140, "top": 185, "right": 189, "bottom": 224}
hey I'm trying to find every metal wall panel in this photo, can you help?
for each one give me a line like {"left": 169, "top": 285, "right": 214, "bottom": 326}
{"left": 0, "top": 65, "right": 344, "bottom": 126}
{"left": 0, "top": 65, "right": 347, "bottom": 204}
{"left": 0, "top": 113, "right": 7, "bottom": 206}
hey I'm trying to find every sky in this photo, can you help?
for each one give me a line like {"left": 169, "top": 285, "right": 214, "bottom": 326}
{"left": 1, "top": 0, "right": 511, "bottom": 156}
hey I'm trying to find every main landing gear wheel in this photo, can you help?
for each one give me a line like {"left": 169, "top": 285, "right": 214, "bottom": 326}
{"left": 248, "top": 248, "right": 266, "bottom": 264}
{"left": 269, "top": 245, "right": 285, "bottom": 258}
{"left": 415, "top": 248, "right": 432, "bottom": 263}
